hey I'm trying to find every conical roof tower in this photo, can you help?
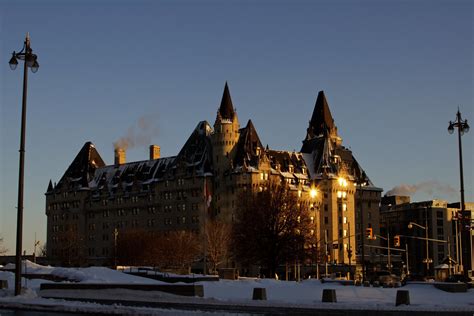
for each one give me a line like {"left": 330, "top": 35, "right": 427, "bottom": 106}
{"left": 217, "top": 82, "right": 235, "bottom": 121}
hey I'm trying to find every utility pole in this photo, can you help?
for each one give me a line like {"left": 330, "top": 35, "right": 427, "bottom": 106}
{"left": 348, "top": 222, "right": 352, "bottom": 280}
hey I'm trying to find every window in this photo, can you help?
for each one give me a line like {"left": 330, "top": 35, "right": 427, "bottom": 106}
{"left": 147, "top": 219, "right": 155, "bottom": 227}
{"left": 324, "top": 217, "right": 328, "bottom": 224}
{"left": 343, "top": 217, "right": 347, "bottom": 224}
{"left": 324, "top": 204, "right": 328, "bottom": 212}
{"left": 342, "top": 204, "right": 347, "bottom": 212}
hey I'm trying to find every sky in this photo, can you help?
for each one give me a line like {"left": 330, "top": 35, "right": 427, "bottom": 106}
{"left": 0, "top": 0, "right": 472, "bottom": 254}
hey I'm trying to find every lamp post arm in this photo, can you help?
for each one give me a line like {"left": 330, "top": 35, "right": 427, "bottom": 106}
{"left": 408, "top": 222, "right": 426, "bottom": 230}
{"left": 457, "top": 111, "right": 465, "bottom": 212}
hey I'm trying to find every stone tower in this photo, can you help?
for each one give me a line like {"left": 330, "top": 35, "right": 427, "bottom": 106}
{"left": 210, "top": 82, "right": 240, "bottom": 220}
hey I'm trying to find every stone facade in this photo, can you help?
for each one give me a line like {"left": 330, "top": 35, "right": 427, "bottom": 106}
{"left": 46, "top": 83, "right": 382, "bottom": 270}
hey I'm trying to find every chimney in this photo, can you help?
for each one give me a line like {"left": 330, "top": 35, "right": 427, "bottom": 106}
{"left": 149, "top": 145, "right": 160, "bottom": 160}
{"left": 114, "top": 148, "right": 126, "bottom": 165}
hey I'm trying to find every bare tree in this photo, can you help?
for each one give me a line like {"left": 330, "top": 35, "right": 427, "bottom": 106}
{"left": 39, "top": 243, "right": 47, "bottom": 257}
{"left": 117, "top": 229, "right": 200, "bottom": 274}
{"left": 117, "top": 229, "right": 155, "bottom": 266}
{"left": 57, "top": 227, "right": 85, "bottom": 266}
{"left": 164, "top": 230, "right": 201, "bottom": 273}
{"left": 232, "top": 182, "right": 312, "bottom": 277}
{"left": 206, "top": 220, "right": 231, "bottom": 274}
{"left": 0, "top": 236, "right": 8, "bottom": 255}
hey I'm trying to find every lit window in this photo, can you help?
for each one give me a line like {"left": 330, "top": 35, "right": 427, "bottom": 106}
{"left": 337, "top": 191, "right": 342, "bottom": 198}
{"left": 343, "top": 217, "right": 347, "bottom": 224}
{"left": 343, "top": 229, "right": 347, "bottom": 237}
{"left": 342, "top": 191, "right": 347, "bottom": 199}
{"left": 343, "top": 204, "right": 347, "bottom": 212}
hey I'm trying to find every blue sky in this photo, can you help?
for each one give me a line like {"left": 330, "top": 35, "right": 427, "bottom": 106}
{"left": 1, "top": 0, "right": 472, "bottom": 254}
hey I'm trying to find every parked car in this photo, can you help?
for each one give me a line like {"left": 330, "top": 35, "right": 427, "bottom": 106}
{"left": 369, "top": 271, "right": 400, "bottom": 286}
{"left": 445, "top": 274, "right": 471, "bottom": 283}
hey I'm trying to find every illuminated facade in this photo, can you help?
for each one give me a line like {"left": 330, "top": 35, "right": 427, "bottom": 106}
{"left": 45, "top": 84, "right": 382, "bottom": 270}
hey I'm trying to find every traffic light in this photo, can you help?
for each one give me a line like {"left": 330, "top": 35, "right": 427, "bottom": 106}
{"left": 394, "top": 235, "right": 400, "bottom": 247}
{"left": 365, "top": 227, "right": 373, "bottom": 240}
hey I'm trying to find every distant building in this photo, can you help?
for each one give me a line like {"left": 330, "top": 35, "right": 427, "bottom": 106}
{"left": 380, "top": 196, "right": 473, "bottom": 277}
{"left": 45, "top": 84, "right": 382, "bottom": 272}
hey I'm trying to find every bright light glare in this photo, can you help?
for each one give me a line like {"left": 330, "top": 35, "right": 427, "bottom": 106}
{"left": 338, "top": 177, "right": 348, "bottom": 187}
{"left": 310, "top": 188, "right": 317, "bottom": 198}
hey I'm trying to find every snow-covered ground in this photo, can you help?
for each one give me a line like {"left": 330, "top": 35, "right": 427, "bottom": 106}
{"left": 0, "top": 261, "right": 473, "bottom": 314}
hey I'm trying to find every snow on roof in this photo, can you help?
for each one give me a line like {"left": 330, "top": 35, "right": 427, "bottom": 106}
{"left": 294, "top": 173, "right": 308, "bottom": 180}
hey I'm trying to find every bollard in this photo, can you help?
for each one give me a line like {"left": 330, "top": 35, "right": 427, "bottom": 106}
{"left": 0, "top": 280, "right": 8, "bottom": 289}
{"left": 373, "top": 281, "right": 380, "bottom": 287}
{"left": 363, "top": 281, "right": 370, "bottom": 287}
{"left": 322, "top": 289, "right": 337, "bottom": 302}
{"left": 252, "top": 287, "right": 267, "bottom": 300}
{"left": 396, "top": 290, "right": 410, "bottom": 306}
{"left": 354, "top": 280, "right": 361, "bottom": 286}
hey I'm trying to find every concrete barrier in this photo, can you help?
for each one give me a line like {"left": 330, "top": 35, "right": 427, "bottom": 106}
{"left": 0, "top": 279, "right": 8, "bottom": 289}
{"left": 252, "top": 287, "right": 267, "bottom": 300}
{"left": 322, "top": 289, "right": 337, "bottom": 302}
{"left": 40, "top": 283, "right": 204, "bottom": 297}
{"left": 434, "top": 283, "right": 468, "bottom": 293}
{"left": 395, "top": 290, "right": 410, "bottom": 306}
{"left": 218, "top": 268, "right": 239, "bottom": 280}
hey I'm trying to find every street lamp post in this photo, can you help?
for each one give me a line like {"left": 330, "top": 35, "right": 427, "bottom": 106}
{"left": 8, "top": 33, "right": 39, "bottom": 296}
{"left": 408, "top": 220, "right": 431, "bottom": 276}
{"left": 113, "top": 228, "right": 119, "bottom": 268}
{"left": 448, "top": 109, "right": 470, "bottom": 276}
{"left": 355, "top": 171, "right": 369, "bottom": 283}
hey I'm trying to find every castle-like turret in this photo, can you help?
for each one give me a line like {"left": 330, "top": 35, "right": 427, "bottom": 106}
{"left": 211, "top": 82, "right": 240, "bottom": 175}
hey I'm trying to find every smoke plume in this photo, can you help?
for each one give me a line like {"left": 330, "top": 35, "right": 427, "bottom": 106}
{"left": 113, "top": 115, "right": 159, "bottom": 150}
{"left": 386, "top": 180, "right": 456, "bottom": 197}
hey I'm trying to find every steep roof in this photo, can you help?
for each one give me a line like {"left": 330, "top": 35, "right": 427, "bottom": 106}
{"left": 174, "top": 121, "right": 214, "bottom": 175}
{"left": 234, "top": 120, "right": 264, "bottom": 168}
{"left": 51, "top": 122, "right": 214, "bottom": 194}
{"left": 309, "top": 91, "right": 335, "bottom": 136}
{"left": 298, "top": 92, "right": 377, "bottom": 187}
{"left": 267, "top": 150, "right": 308, "bottom": 175}
{"left": 218, "top": 82, "right": 235, "bottom": 120}
{"left": 54, "top": 142, "right": 106, "bottom": 192}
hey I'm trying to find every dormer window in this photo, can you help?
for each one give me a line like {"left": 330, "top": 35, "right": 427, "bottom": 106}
{"left": 288, "top": 165, "right": 294, "bottom": 173}
{"left": 256, "top": 146, "right": 261, "bottom": 156}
